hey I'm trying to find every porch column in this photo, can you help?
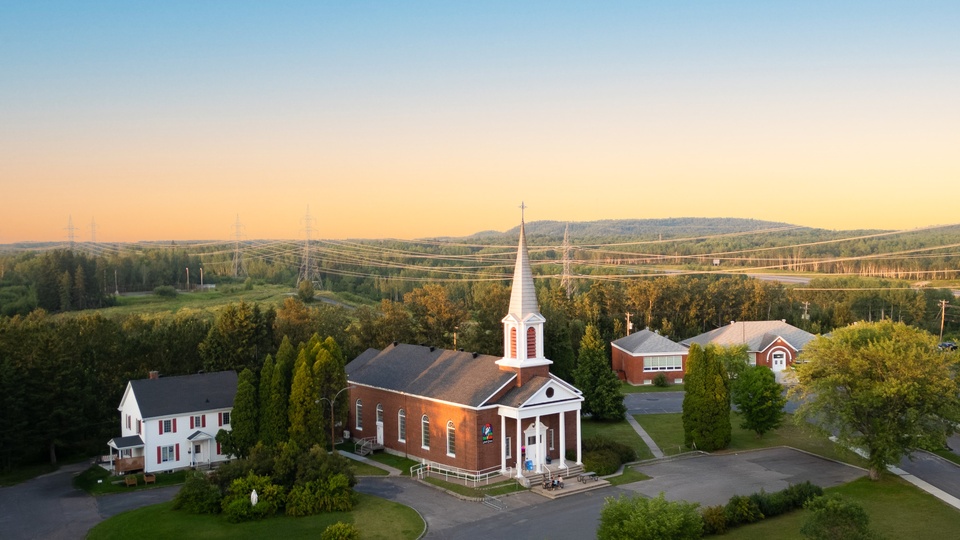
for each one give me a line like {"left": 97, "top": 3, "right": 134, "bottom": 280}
{"left": 515, "top": 415, "right": 523, "bottom": 478}
{"left": 559, "top": 410, "right": 567, "bottom": 469}
{"left": 535, "top": 414, "right": 542, "bottom": 473}
{"left": 500, "top": 414, "right": 507, "bottom": 474}
{"left": 575, "top": 412, "right": 582, "bottom": 465}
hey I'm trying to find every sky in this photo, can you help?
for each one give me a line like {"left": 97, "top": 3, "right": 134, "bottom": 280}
{"left": 1, "top": 2, "right": 958, "bottom": 243}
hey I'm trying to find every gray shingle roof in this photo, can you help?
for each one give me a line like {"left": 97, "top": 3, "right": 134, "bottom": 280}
{"left": 130, "top": 371, "right": 237, "bottom": 419}
{"left": 109, "top": 435, "right": 144, "bottom": 449}
{"left": 681, "top": 321, "right": 816, "bottom": 352}
{"left": 346, "top": 344, "right": 516, "bottom": 408}
{"left": 612, "top": 329, "right": 687, "bottom": 355}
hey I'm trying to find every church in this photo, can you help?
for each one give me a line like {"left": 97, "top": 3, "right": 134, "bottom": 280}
{"left": 346, "top": 215, "right": 584, "bottom": 478}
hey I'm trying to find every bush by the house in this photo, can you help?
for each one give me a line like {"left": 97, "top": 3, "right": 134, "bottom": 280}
{"left": 800, "top": 494, "right": 881, "bottom": 540}
{"left": 782, "top": 481, "right": 824, "bottom": 509}
{"left": 653, "top": 373, "right": 669, "bottom": 387}
{"left": 321, "top": 522, "right": 361, "bottom": 540}
{"left": 172, "top": 471, "right": 222, "bottom": 514}
{"left": 583, "top": 449, "right": 622, "bottom": 476}
{"left": 222, "top": 473, "right": 285, "bottom": 522}
{"left": 598, "top": 492, "right": 703, "bottom": 540}
{"left": 724, "top": 494, "right": 763, "bottom": 526}
{"left": 701, "top": 505, "right": 727, "bottom": 535}
{"left": 286, "top": 473, "right": 354, "bottom": 516}
{"left": 153, "top": 285, "right": 177, "bottom": 297}
{"left": 584, "top": 436, "right": 638, "bottom": 464}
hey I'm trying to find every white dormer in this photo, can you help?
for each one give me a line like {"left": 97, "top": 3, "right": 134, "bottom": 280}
{"left": 497, "top": 216, "right": 552, "bottom": 370}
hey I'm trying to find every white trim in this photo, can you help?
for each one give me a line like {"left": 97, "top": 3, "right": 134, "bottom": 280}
{"left": 477, "top": 375, "right": 520, "bottom": 407}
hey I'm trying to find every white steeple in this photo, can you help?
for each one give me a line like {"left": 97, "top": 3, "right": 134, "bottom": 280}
{"left": 497, "top": 204, "right": 551, "bottom": 370}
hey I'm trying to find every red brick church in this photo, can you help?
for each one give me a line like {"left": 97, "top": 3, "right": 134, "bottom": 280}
{"left": 346, "top": 215, "right": 584, "bottom": 477}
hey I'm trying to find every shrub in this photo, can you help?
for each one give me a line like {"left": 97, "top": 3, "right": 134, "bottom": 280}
{"left": 153, "top": 285, "right": 177, "bottom": 297}
{"left": 583, "top": 450, "right": 622, "bottom": 476}
{"left": 701, "top": 505, "right": 727, "bottom": 535}
{"left": 801, "top": 494, "right": 880, "bottom": 540}
{"left": 598, "top": 493, "right": 703, "bottom": 540}
{"left": 286, "top": 474, "right": 354, "bottom": 516}
{"left": 725, "top": 494, "right": 763, "bottom": 526}
{"left": 583, "top": 435, "right": 638, "bottom": 464}
{"left": 782, "top": 481, "right": 824, "bottom": 510}
{"left": 653, "top": 373, "right": 669, "bottom": 387}
{"left": 172, "top": 471, "right": 221, "bottom": 514}
{"left": 321, "top": 522, "right": 361, "bottom": 540}
{"left": 221, "top": 473, "right": 285, "bottom": 522}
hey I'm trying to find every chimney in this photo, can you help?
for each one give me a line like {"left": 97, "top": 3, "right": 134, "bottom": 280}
{"left": 148, "top": 371, "right": 159, "bottom": 380}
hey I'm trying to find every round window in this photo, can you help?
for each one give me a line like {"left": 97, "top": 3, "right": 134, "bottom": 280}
{"left": 545, "top": 387, "right": 555, "bottom": 398}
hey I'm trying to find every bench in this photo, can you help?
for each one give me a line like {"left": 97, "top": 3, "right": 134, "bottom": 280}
{"left": 578, "top": 472, "right": 597, "bottom": 483}
{"left": 124, "top": 475, "right": 138, "bottom": 487}
{"left": 143, "top": 474, "right": 156, "bottom": 485}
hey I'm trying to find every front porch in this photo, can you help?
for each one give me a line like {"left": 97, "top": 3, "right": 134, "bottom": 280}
{"left": 106, "top": 435, "right": 145, "bottom": 474}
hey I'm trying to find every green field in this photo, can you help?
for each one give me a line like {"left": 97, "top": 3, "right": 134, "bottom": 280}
{"left": 581, "top": 418, "right": 655, "bottom": 461}
{"left": 86, "top": 492, "right": 424, "bottom": 540}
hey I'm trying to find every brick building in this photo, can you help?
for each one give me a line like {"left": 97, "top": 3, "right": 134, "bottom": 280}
{"left": 346, "top": 217, "right": 584, "bottom": 477}
{"left": 611, "top": 329, "right": 688, "bottom": 385}
{"left": 681, "top": 320, "right": 816, "bottom": 380}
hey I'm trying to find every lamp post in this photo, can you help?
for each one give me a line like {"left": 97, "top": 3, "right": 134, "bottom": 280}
{"left": 320, "top": 386, "right": 352, "bottom": 453}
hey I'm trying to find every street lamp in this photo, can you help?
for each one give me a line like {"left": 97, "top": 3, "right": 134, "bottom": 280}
{"left": 319, "top": 386, "right": 352, "bottom": 453}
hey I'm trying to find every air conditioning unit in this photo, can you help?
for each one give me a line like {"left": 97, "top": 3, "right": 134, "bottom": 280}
{"left": 343, "top": 430, "right": 350, "bottom": 440}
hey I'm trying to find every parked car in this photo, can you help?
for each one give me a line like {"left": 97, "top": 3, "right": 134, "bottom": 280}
{"left": 938, "top": 341, "right": 957, "bottom": 351}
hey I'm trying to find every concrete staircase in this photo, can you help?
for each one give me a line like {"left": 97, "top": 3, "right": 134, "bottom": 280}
{"left": 521, "top": 463, "right": 584, "bottom": 488}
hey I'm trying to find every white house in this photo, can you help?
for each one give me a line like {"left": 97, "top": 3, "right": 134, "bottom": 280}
{"left": 107, "top": 370, "right": 237, "bottom": 474}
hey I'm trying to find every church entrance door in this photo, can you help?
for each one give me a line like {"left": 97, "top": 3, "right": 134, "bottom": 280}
{"left": 376, "top": 421, "right": 384, "bottom": 445}
{"left": 523, "top": 423, "right": 547, "bottom": 472}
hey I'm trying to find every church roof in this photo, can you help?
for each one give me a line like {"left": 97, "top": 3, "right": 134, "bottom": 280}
{"left": 681, "top": 320, "right": 816, "bottom": 352}
{"left": 612, "top": 329, "right": 687, "bottom": 355}
{"left": 346, "top": 344, "right": 516, "bottom": 408}
{"left": 507, "top": 220, "right": 539, "bottom": 320}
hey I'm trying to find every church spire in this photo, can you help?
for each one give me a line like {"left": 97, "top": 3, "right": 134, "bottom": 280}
{"left": 507, "top": 208, "right": 538, "bottom": 319}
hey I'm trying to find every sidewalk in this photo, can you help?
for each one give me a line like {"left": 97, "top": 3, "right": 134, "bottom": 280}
{"left": 338, "top": 450, "right": 403, "bottom": 476}
{"left": 625, "top": 414, "right": 664, "bottom": 458}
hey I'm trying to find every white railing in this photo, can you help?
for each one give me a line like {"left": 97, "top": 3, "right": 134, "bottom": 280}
{"left": 410, "top": 461, "right": 505, "bottom": 487}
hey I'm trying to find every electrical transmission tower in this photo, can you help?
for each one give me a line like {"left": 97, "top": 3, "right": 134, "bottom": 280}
{"left": 232, "top": 214, "right": 246, "bottom": 278}
{"left": 561, "top": 223, "right": 573, "bottom": 298}
{"left": 297, "top": 206, "right": 318, "bottom": 287}
{"left": 65, "top": 215, "right": 77, "bottom": 251}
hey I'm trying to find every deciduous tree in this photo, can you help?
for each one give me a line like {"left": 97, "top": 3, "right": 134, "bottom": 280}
{"left": 732, "top": 366, "right": 785, "bottom": 437}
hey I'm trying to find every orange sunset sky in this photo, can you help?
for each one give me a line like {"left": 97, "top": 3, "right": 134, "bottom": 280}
{"left": 2, "top": 2, "right": 958, "bottom": 243}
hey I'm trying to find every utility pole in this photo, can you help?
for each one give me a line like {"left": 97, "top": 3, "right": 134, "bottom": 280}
{"left": 940, "top": 300, "right": 949, "bottom": 342}
{"left": 561, "top": 223, "right": 573, "bottom": 298}
{"left": 186, "top": 267, "right": 190, "bottom": 291}
{"left": 801, "top": 302, "right": 810, "bottom": 321}
{"left": 625, "top": 312, "right": 633, "bottom": 335}
{"left": 114, "top": 269, "right": 119, "bottom": 295}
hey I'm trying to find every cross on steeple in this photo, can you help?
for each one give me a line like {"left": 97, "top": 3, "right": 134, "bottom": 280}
{"left": 519, "top": 202, "right": 527, "bottom": 224}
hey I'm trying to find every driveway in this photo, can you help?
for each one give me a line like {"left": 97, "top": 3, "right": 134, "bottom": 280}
{"left": 0, "top": 461, "right": 178, "bottom": 540}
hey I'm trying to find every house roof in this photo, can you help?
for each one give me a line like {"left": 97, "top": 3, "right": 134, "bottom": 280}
{"left": 612, "top": 329, "right": 687, "bottom": 355}
{"left": 681, "top": 321, "right": 816, "bottom": 352}
{"left": 130, "top": 371, "right": 237, "bottom": 419}
{"left": 346, "top": 343, "right": 516, "bottom": 408}
{"left": 108, "top": 435, "right": 144, "bottom": 449}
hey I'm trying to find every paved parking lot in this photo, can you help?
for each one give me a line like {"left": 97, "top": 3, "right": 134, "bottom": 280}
{"left": 626, "top": 447, "right": 866, "bottom": 506}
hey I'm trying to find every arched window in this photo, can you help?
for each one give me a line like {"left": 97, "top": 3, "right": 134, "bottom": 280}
{"left": 526, "top": 327, "right": 536, "bottom": 357}
{"left": 446, "top": 421, "right": 456, "bottom": 457}
{"left": 376, "top": 403, "right": 383, "bottom": 424}
{"left": 398, "top": 409, "right": 406, "bottom": 442}
{"left": 355, "top": 399, "right": 363, "bottom": 430}
{"left": 510, "top": 327, "right": 517, "bottom": 357}
{"left": 421, "top": 415, "right": 430, "bottom": 449}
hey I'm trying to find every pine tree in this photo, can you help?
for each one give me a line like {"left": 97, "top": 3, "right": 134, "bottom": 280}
{"left": 314, "top": 337, "right": 349, "bottom": 447}
{"left": 258, "top": 355, "right": 276, "bottom": 445}
{"left": 230, "top": 368, "right": 259, "bottom": 458}
{"left": 682, "top": 344, "right": 731, "bottom": 451}
{"left": 573, "top": 325, "right": 626, "bottom": 421}
{"left": 288, "top": 348, "right": 321, "bottom": 449}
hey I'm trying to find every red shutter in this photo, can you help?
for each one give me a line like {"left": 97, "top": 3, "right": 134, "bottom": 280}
{"left": 218, "top": 413, "right": 223, "bottom": 426}
{"left": 175, "top": 444, "right": 180, "bottom": 461}
{"left": 157, "top": 447, "right": 161, "bottom": 464}
{"left": 173, "top": 418, "right": 177, "bottom": 433}
{"left": 159, "top": 421, "right": 163, "bottom": 435}
{"left": 201, "top": 415, "right": 206, "bottom": 428}
{"left": 190, "top": 416, "right": 194, "bottom": 429}
{"left": 216, "top": 442, "right": 221, "bottom": 455}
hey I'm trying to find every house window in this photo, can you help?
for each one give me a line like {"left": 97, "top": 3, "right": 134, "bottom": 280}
{"left": 527, "top": 327, "right": 536, "bottom": 357}
{"left": 376, "top": 403, "right": 383, "bottom": 424}
{"left": 162, "top": 419, "right": 173, "bottom": 433}
{"left": 421, "top": 415, "right": 430, "bottom": 449}
{"left": 355, "top": 399, "right": 363, "bottom": 430}
{"left": 191, "top": 415, "right": 204, "bottom": 429}
{"left": 446, "top": 421, "right": 456, "bottom": 457}
{"left": 137, "top": 420, "right": 141, "bottom": 435}
{"left": 161, "top": 445, "right": 176, "bottom": 462}
{"left": 549, "top": 428, "right": 555, "bottom": 451}
{"left": 749, "top": 352, "right": 758, "bottom": 366}
{"left": 126, "top": 415, "right": 131, "bottom": 430}
{"left": 221, "top": 412, "right": 230, "bottom": 426}
{"left": 643, "top": 355, "right": 683, "bottom": 372}
{"left": 398, "top": 409, "right": 406, "bottom": 442}
{"left": 505, "top": 436, "right": 512, "bottom": 459}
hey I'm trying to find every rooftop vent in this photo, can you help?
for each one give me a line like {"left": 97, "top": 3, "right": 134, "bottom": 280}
{"left": 392, "top": 341, "right": 398, "bottom": 347}
{"left": 472, "top": 352, "right": 479, "bottom": 359}
{"left": 429, "top": 346, "right": 435, "bottom": 352}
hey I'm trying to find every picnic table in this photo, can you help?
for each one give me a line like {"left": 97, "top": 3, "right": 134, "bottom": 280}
{"left": 578, "top": 472, "right": 597, "bottom": 483}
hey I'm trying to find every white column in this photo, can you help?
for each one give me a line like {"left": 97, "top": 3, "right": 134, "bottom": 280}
{"left": 575, "top": 412, "right": 582, "bottom": 464}
{"left": 535, "top": 414, "right": 542, "bottom": 473}
{"left": 500, "top": 414, "right": 506, "bottom": 474}
{"left": 515, "top": 415, "right": 523, "bottom": 478}
{"left": 559, "top": 410, "right": 567, "bottom": 469}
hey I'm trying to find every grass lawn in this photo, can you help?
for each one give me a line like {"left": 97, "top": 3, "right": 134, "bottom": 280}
{"left": 727, "top": 476, "right": 960, "bottom": 539}
{"left": 620, "top": 381, "right": 685, "bottom": 394}
{"left": 74, "top": 465, "right": 186, "bottom": 495}
{"left": 98, "top": 284, "right": 294, "bottom": 317}
{"left": 581, "top": 418, "right": 654, "bottom": 461}
{"left": 87, "top": 492, "right": 424, "bottom": 540}
{"left": 606, "top": 466, "right": 651, "bottom": 487}
{"left": 364, "top": 453, "right": 419, "bottom": 476}
{"left": 348, "top": 460, "right": 389, "bottom": 476}
{"left": 634, "top": 412, "right": 868, "bottom": 467}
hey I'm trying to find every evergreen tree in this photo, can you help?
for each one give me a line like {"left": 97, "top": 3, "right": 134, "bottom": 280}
{"left": 573, "top": 325, "right": 626, "bottom": 421}
{"left": 58, "top": 270, "right": 72, "bottom": 311}
{"left": 288, "top": 348, "right": 322, "bottom": 450}
{"left": 230, "top": 368, "right": 259, "bottom": 458}
{"left": 732, "top": 365, "right": 786, "bottom": 437}
{"left": 314, "top": 337, "right": 349, "bottom": 446}
{"left": 258, "top": 355, "right": 276, "bottom": 445}
{"left": 682, "top": 344, "right": 731, "bottom": 451}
